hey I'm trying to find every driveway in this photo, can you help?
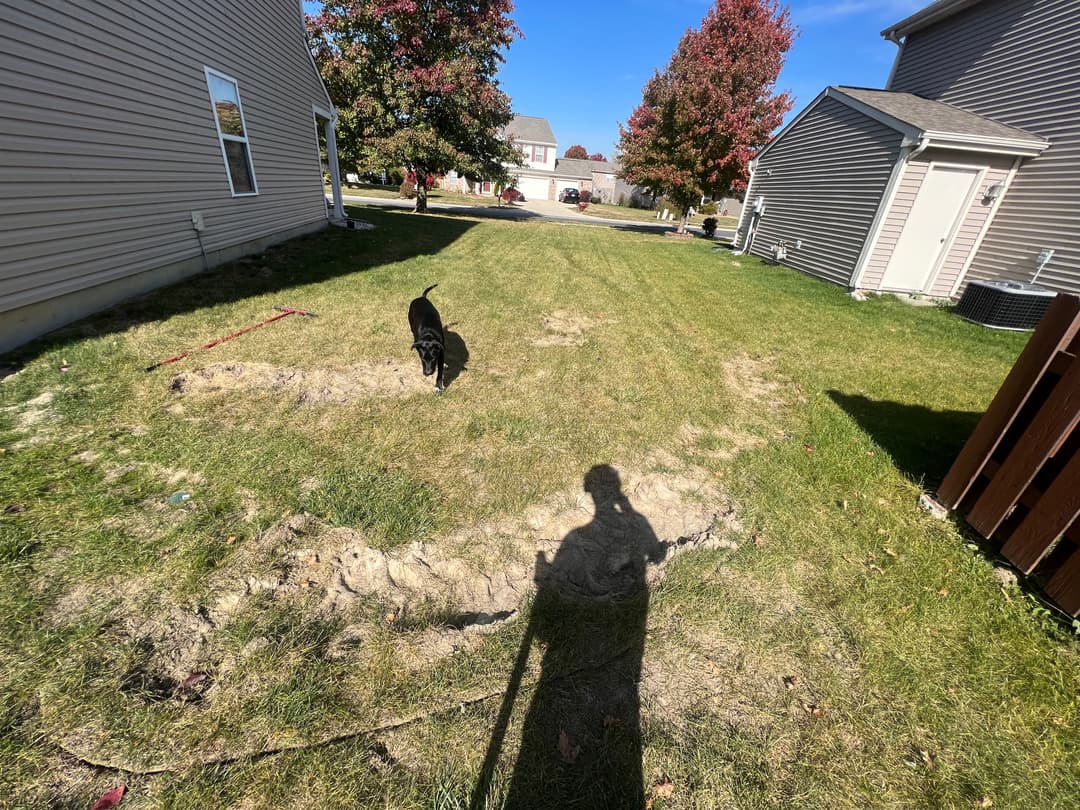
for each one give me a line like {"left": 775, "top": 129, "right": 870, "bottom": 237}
{"left": 338, "top": 194, "right": 736, "bottom": 240}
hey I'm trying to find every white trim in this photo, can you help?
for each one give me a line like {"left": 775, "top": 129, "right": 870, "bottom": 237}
{"left": 850, "top": 141, "right": 921, "bottom": 289}
{"left": 312, "top": 104, "right": 344, "bottom": 221}
{"left": 204, "top": 66, "right": 259, "bottom": 197}
{"left": 947, "top": 155, "right": 1024, "bottom": 298}
{"left": 882, "top": 0, "right": 983, "bottom": 40}
{"left": 879, "top": 160, "right": 985, "bottom": 294}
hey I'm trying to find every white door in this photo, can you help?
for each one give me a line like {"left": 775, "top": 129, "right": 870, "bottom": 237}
{"left": 515, "top": 175, "right": 550, "bottom": 201}
{"left": 880, "top": 165, "right": 981, "bottom": 293}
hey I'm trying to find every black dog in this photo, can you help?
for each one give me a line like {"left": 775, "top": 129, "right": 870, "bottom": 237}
{"left": 408, "top": 283, "right": 445, "bottom": 391}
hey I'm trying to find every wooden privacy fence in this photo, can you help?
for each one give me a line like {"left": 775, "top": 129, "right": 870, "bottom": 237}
{"left": 938, "top": 293, "right": 1080, "bottom": 617}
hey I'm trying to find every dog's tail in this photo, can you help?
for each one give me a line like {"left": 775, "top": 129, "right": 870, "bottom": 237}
{"left": 422, "top": 283, "right": 438, "bottom": 299}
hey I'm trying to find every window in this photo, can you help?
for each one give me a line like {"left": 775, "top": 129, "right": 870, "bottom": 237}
{"left": 531, "top": 145, "right": 548, "bottom": 163}
{"left": 205, "top": 68, "right": 257, "bottom": 195}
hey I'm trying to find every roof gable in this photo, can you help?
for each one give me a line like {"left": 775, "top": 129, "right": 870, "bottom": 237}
{"left": 756, "top": 85, "right": 1048, "bottom": 164}
{"left": 502, "top": 115, "right": 556, "bottom": 146}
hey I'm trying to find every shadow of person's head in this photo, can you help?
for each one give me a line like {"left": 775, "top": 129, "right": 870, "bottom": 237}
{"left": 583, "top": 464, "right": 622, "bottom": 509}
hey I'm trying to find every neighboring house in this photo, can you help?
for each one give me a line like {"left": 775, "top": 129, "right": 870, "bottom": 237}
{"left": 553, "top": 158, "right": 620, "bottom": 202}
{"left": 736, "top": 0, "right": 1077, "bottom": 298}
{"left": 0, "top": 1, "right": 344, "bottom": 353}
{"left": 503, "top": 115, "right": 558, "bottom": 200}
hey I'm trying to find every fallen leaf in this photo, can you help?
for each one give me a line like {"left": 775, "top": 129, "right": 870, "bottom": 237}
{"left": 385, "top": 612, "right": 397, "bottom": 623}
{"left": 884, "top": 548, "right": 897, "bottom": 557}
{"left": 937, "top": 588, "right": 950, "bottom": 597}
{"left": 869, "top": 564, "right": 885, "bottom": 575}
{"left": 92, "top": 785, "right": 125, "bottom": 810}
{"left": 225, "top": 535, "right": 236, "bottom": 545}
{"left": 803, "top": 443, "right": 815, "bottom": 452}
{"left": 558, "top": 730, "right": 580, "bottom": 764}
{"left": 652, "top": 779, "right": 675, "bottom": 799}
{"left": 974, "top": 799, "right": 993, "bottom": 809}
{"left": 753, "top": 532, "right": 766, "bottom": 547}
{"left": 783, "top": 675, "right": 798, "bottom": 690}
{"left": 705, "top": 658, "right": 723, "bottom": 676}
{"left": 178, "top": 672, "right": 207, "bottom": 693}
{"left": 801, "top": 702, "right": 824, "bottom": 717}
{"left": 920, "top": 749, "right": 937, "bottom": 769}
{"left": 3, "top": 503, "right": 27, "bottom": 514}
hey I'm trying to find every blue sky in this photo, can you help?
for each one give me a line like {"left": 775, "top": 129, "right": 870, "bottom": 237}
{"left": 306, "top": 1, "right": 929, "bottom": 160}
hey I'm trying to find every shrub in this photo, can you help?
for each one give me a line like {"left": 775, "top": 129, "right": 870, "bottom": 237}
{"left": 399, "top": 178, "right": 417, "bottom": 199}
{"left": 580, "top": 189, "right": 592, "bottom": 203}
{"left": 388, "top": 168, "right": 405, "bottom": 186}
{"left": 699, "top": 202, "right": 718, "bottom": 215}
{"left": 702, "top": 217, "right": 718, "bottom": 237}
{"left": 617, "top": 193, "right": 627, "bottom": 207}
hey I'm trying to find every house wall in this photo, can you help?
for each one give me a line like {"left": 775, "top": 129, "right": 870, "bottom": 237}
{"left": 0, "top": 0, "right": 333, "bottom": 351}
{"left": 859, "top": 149, "right": 1015, "bottom": 296}
{"left": 742, "top": 97, "right": 904, "bottom": 286}
{"left": 889, "top": 0, "right": 1080, "bottom": 293}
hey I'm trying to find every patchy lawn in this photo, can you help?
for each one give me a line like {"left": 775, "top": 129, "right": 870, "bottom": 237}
{"left": 1, "top": 206, "right": 1077, "bottom": 809}
{"left": 579, "top": 202, "right": 739, "bottom": 229}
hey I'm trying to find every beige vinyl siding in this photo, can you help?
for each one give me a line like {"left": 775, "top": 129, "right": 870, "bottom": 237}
{"left": 744, "top": 97, "right": 904, "bottom": 286}
{"left": 890, "top": 0, "right": 1080, "bottom": 294}
{"left": 0, "top": 0, "right": 332, "bottom": 315}
{"left": 860, "top": 149, "right": 1015, "bottom": 296}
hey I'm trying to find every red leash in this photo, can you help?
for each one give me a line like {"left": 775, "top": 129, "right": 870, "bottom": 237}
{"left": 145, "top": 306, "right": 317, "bottom": 372}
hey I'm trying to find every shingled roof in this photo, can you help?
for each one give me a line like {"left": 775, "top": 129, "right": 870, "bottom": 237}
{"left": 834, "top": 86, "right": 1045, "bottom": 145}
{"left": 501, "top": 115, "right": 556, "bottom": 146}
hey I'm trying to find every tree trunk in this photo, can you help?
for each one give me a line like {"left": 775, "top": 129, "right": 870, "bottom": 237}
{"left": 677, "top": 208, "right": 690, "bottom": 234}
{"left": 414, "top": 169, "right": 428, "bottom": 213}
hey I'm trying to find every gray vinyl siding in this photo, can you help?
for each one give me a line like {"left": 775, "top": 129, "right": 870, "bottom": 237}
{"left": 743, "top": 97, "right": 904, "bottom": 286}
{"left": 0, "top": 0, "right": 332, "bottom": 315}
{"left": 890, "top": 0, "right": 1080, "bottom": 294}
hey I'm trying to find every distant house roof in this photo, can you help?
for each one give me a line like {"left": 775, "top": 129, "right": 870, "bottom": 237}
{"left": 882, "top": 0, "right": 984, "bottom": 40}
{"left": 554, "top": 157, "right": 618, "bottom": 179}
{"left": 502, "top": 115, "right": 556, "bottom": 146}
{"left": 834, "top": 86, "right": 1047, "bottom": 148}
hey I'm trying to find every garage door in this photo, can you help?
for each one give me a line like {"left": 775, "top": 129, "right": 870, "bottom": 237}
{"left": 514, "top": 175, "right": 552, "bottom": 201}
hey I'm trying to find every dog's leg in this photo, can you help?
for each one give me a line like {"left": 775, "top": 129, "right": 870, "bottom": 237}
{"left": 435, "top": 352, "right": 445, "bottom": 392}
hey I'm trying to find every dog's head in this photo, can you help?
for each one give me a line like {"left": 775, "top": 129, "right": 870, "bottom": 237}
{"left": 412, "top": 339, "right": 442, "bottom": 376}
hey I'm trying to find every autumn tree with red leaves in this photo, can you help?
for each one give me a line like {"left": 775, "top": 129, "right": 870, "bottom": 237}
{"left": 617, "top": 0, "right": 795, "bottom": 232}
{"left": 307, "top": 1, "right": 523, "bottom": 212}
{"left": 563, "top": 144, "right": 588, "bottom": 159}
{"left": 588, "top": 152, "right": 606, "bottom": 162}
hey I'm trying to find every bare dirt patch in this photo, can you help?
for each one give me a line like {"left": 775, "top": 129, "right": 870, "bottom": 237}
{"left": 3, "top": 390, "right": 58, "bottom": 446}
{"left": 168, "top": 360, "right": 432, "bottom": 403}
{"left": 722, "top": 353, "right": 789, "bottom": 412}
{"left": 531, "top": 311, "right": 604, "bottom": 347}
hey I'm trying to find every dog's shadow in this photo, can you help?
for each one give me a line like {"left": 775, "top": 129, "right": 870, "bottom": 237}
{"left": 443, "top": 329, "right": 469, "bottom": 388}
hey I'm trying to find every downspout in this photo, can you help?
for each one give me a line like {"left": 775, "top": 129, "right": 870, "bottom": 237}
{"left": 884, "top": 32, "right": 905, "bottom": 90}
{"left": 325, "top": 113, "right": 345, "bottom": 221}
{"left": 732, "top": 159, "right": 756, "bottom": 255}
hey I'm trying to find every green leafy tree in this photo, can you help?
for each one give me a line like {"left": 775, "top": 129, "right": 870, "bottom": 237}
{"left": 308, "top": 1, "right": 523, "bottom": 212}
{"left": 618, "top": 0, "right": 796, "bottom": 232}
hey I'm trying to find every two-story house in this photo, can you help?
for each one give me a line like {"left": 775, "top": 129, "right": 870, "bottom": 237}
{"left": 504, "top": 115, "right": 558, "bottom": 201}
{"left": 1, "top": 1, "right": 343, "bottom": 353}
{"left": 735, "top": 0, "right": 1078, "bottom": 300}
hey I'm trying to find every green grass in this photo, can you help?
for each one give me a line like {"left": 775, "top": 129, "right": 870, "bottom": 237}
{"left": 1, "top": 205, "right": 1078, "bottom": 808}
{"left": 580, "top": 202, "right": 740, "bottom": 228}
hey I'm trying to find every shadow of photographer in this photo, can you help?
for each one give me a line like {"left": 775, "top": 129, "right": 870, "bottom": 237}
{"left": 472, "top": 464, "right": 663, "bottom": 809}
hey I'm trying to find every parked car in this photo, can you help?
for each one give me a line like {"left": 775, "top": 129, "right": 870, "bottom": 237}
{"left": 501, "top": 188, "right": 526, "bottom": 202}
{"left": 559, "top": 188, "right": 580, "bottom": 204}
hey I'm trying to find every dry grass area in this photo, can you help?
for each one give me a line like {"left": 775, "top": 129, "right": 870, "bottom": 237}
{"left": 1, "top": 205, "right": 1078, "bottom": 809}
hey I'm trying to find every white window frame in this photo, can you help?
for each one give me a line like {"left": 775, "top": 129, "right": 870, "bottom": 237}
{"left": 204, "top": 66, "right": 258, "bottom": 197}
